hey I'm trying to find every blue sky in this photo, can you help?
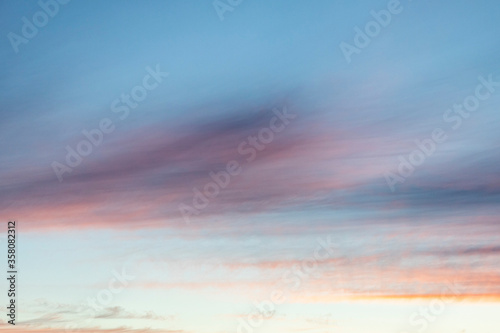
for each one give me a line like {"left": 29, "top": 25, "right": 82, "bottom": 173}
{"left": 1, "top": 0, "right": 500, "bottom": 332}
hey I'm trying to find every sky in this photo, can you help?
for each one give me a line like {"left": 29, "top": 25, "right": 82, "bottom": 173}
{"left": 0, "top": 0, "right": 500, "bottom": 332}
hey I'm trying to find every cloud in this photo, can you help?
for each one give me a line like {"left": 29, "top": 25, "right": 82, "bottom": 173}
{"left": 95, "top": 306, "right": 174, "bottom": 321}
